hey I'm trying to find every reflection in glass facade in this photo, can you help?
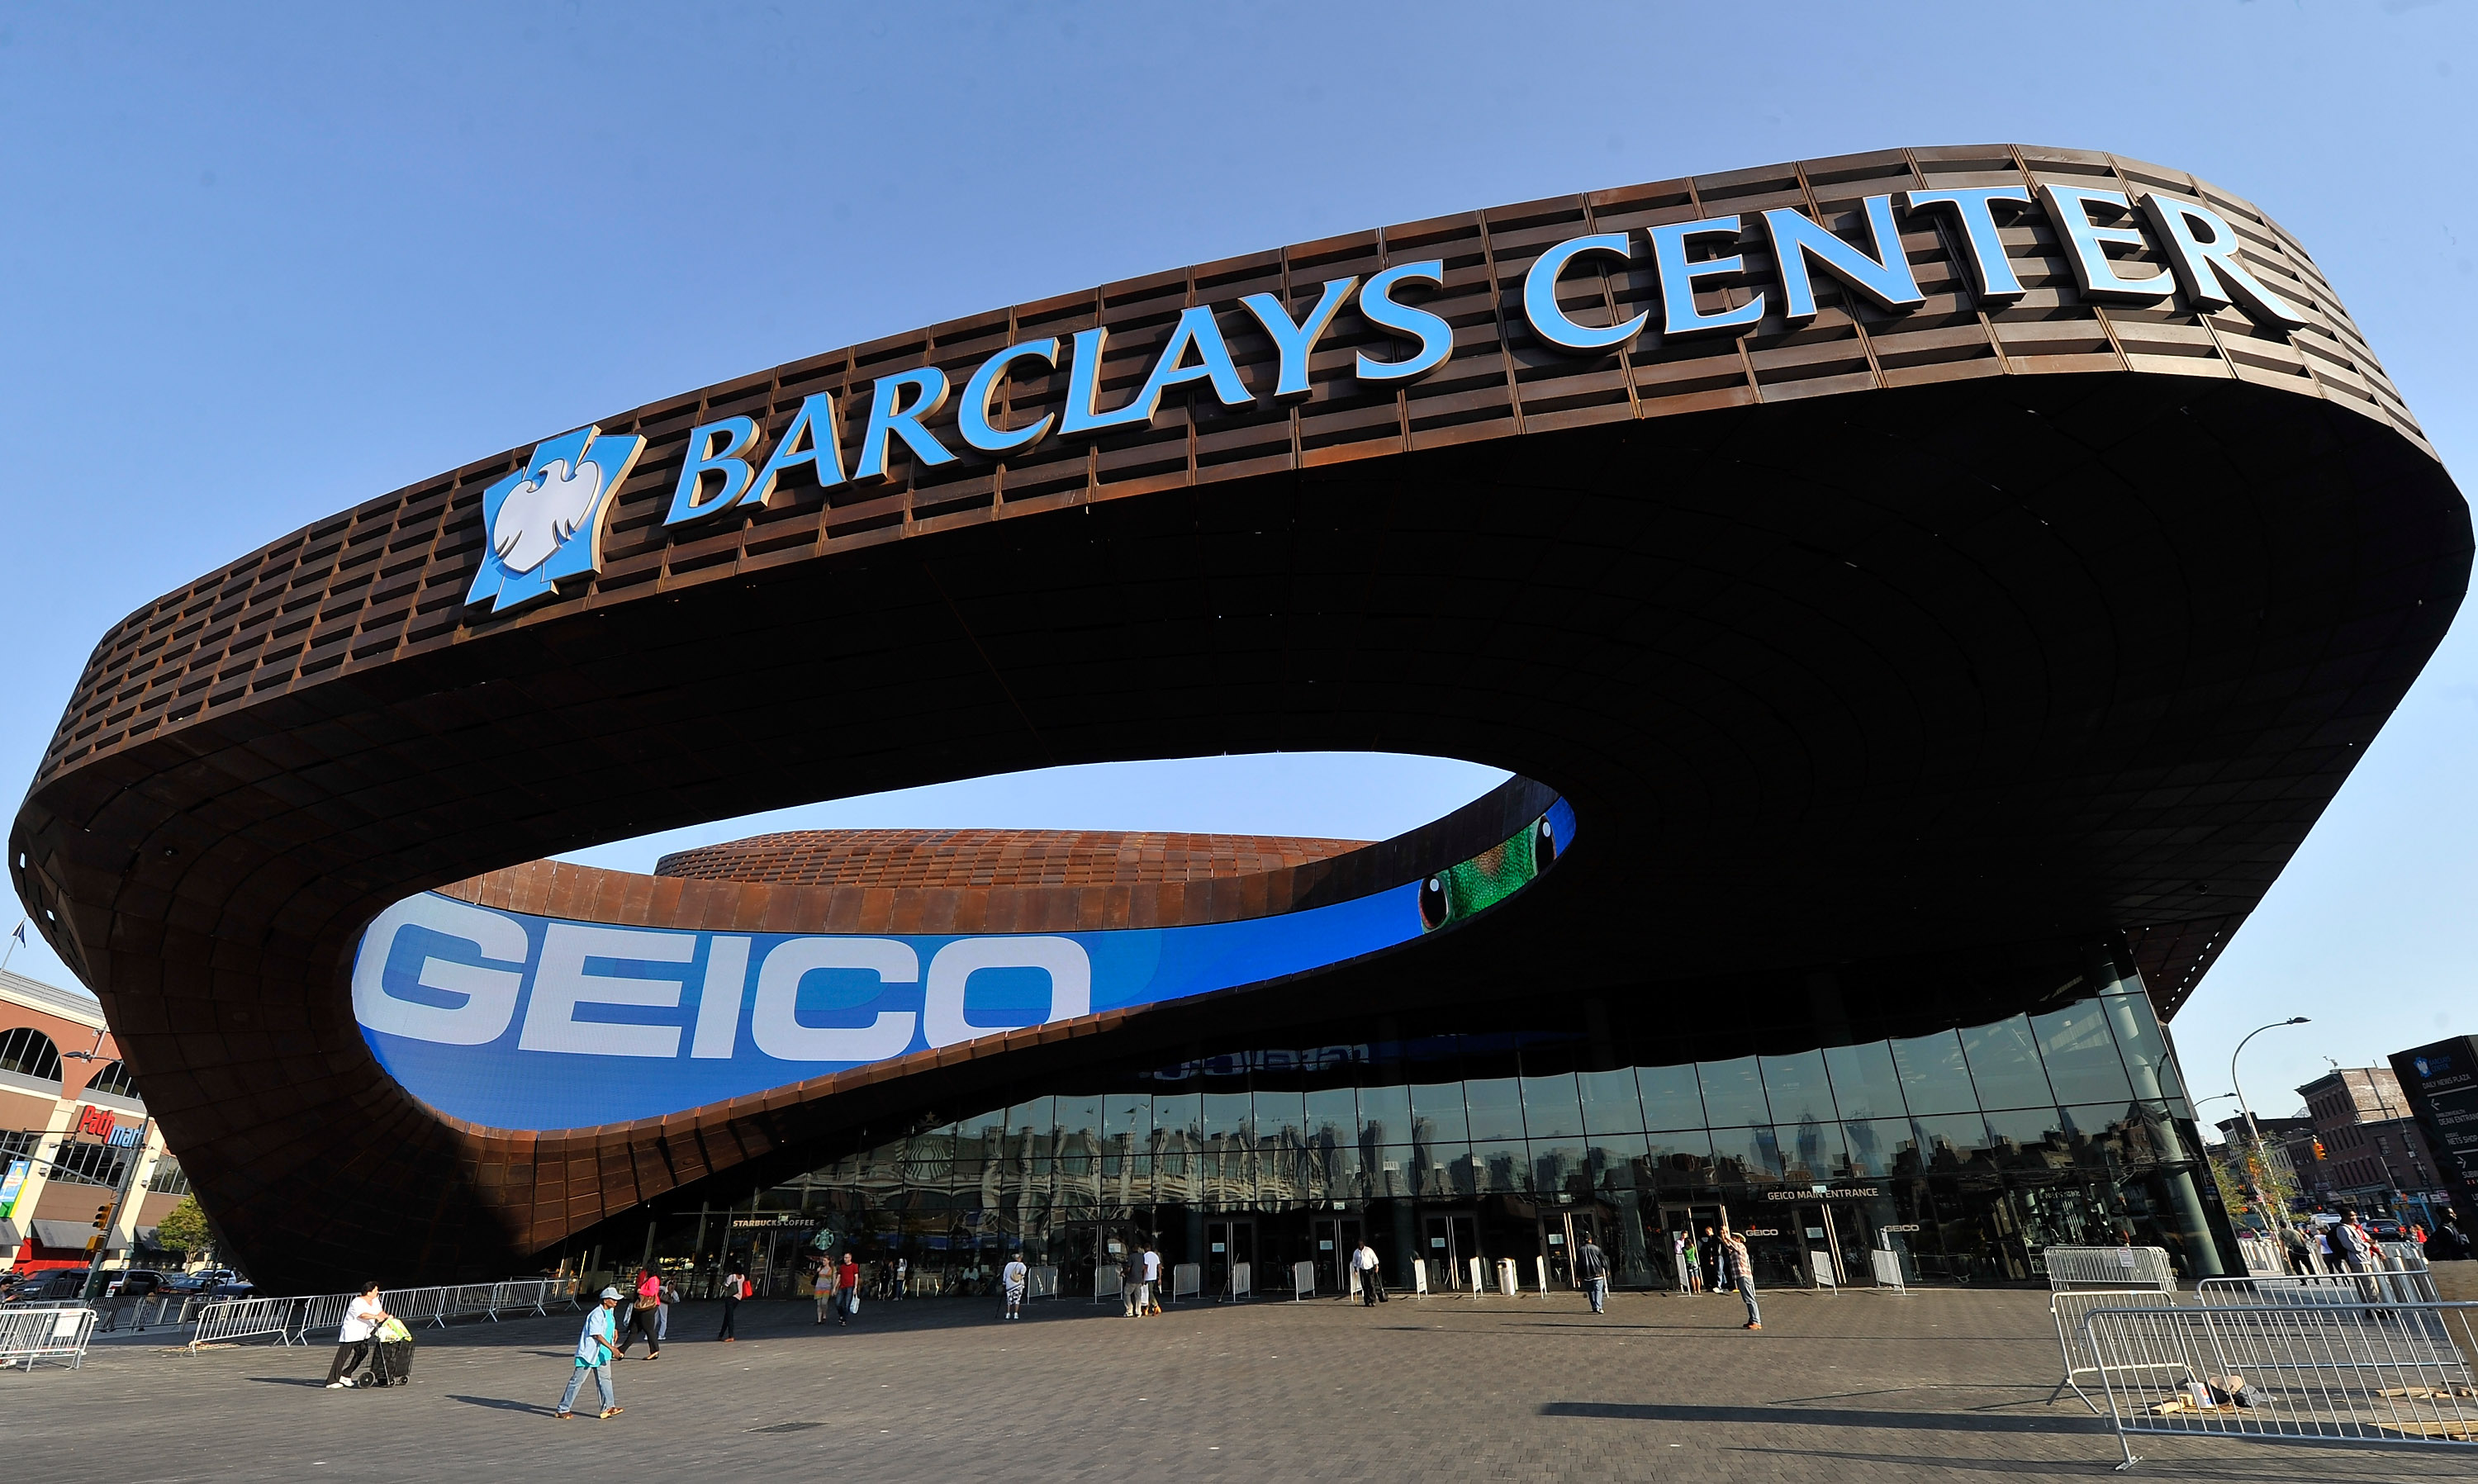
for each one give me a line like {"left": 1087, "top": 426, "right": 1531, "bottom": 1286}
{"left": 608, "top": 961, "right": 2238, "bottom": 1301}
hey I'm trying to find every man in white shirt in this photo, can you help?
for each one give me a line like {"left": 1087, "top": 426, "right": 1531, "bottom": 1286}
{"left": 1137, "top": 1243, "right": 1162, "bottom": 1316}
{"left": 1352, "top": 1239, "right": 1386, "bottom": 1305}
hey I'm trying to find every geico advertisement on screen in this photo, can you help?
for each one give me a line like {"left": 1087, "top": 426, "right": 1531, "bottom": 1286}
{"left": 353, "top": 802, "right": 1572, "bottom": 1131}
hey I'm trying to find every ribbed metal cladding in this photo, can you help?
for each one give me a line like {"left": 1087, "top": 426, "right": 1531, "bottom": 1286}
{"left": 26, "top": 145, "right": 2423, "bottom": 792}
{"left": 651, "top": 828, "right": 1369, "bottom": 889}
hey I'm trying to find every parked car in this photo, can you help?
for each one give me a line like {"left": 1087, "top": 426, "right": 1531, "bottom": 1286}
{"left": 202, "top": 1281, "right": 254, "bottom": 1301}
{"left": 104, "top": 1269, "right": 166, "bottom": 1298}
{"left": 2, "top": 1268, "right": 93, "bottom": 1303}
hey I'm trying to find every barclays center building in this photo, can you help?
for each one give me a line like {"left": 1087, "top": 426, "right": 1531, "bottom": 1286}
{"left": 12, "top": 144, "right": 2468, "bottom": 1297}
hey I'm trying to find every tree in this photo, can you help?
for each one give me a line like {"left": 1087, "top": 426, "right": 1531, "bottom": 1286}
{"left": 154, "top": 1193, "right": 211, "bottom": 1259}
{"left": 2209, "top": 1137, "right": 2300, "bottom": 1233}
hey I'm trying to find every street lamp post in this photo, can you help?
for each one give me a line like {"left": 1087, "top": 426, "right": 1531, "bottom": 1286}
{"left": 2228, "top": 1019, "right": 2311, "bottom": 1230}
{"left": 2231, "top": 1017, "right": 2312, "bottom": 1152}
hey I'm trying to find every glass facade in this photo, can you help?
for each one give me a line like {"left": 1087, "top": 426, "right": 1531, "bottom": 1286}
{"left": 583, "top": 954, "right": 2238, "bottom": 1300}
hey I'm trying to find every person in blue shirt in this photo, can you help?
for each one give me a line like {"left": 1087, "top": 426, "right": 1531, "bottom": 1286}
{"left": 554, "top": 1287, "right": 624, "bottom": 1420}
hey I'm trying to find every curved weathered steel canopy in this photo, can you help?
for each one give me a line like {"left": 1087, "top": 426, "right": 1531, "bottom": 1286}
{"left": 12, "top": 145, "right": 2466, "bottom": 1289}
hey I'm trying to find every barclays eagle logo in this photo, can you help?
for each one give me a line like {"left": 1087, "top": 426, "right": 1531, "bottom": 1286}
{"left": 464, "top": 424, "right": 646, "bottom": 614}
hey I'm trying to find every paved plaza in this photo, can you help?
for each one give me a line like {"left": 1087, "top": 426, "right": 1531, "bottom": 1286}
{"left": 16, "top": 1287, "right": 2471, "bottom": 1482}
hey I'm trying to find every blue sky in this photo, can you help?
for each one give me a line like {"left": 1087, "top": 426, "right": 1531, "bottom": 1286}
{"left": 2, "top": 2, "right": 2471, "bottom": 1125}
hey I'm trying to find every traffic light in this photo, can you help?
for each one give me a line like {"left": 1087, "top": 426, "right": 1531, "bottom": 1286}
{"left": 2313, "top": 1140, "right": 2328, "bottom": 1160}
{"left": 92, "top": 1202, "right": 112, "bottom": 1230}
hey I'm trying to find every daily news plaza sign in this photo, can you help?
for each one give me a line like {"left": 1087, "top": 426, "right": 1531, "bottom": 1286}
{"left": 464, "top": 182, "right": 2309, "bottom": 614}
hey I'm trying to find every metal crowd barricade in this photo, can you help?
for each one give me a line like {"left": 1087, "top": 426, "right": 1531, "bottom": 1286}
{"left": 0, "top": 1303, "right": 99, "bottom": 1371}
{"left": 2082, "top": 1300, "right": 2478, "bottom": 1470}
{"left": 1868, "top": 1249, "right": 1908, "bottom": 1292}
{"left": 93, "top": 1293, "right": 199, "bottom": 1334}
{"left": 2237, "top": 1234, "right": 2284, "bottom": 1276}
{"left": 129, "top": 1293, "right": 204, "bottom": 1331}
{"left": 1169, "top": 1262, "right": 1202, "bottom": 1304}
{"left": 444, "top": 1283, "right": 501, "bottom": 1323}
{"left": 1025, "top": 1265, "right": 1059, "bottom": 1301}
{"left": 490, "top": 1279, "right": 553, "bottom": 1317}
{"left": 290, "top": 1292, "right": 355, "bottom": 1341}
{"left": 1291, "top": 1260, "right": 1317, "bottom": 1300}
{"left": 192, "top": 1277, "right": 578, "bottom": 1353}
{"left": 2199, "top": 1266, "right": 2442, "bottom": 1308}
{"left": 2382, "top": 1241, "right": 2432, "bottom": 1271}
{"left": 1225, "top": 1262, "right": 1251, "bottom": 1301}
{"left": 2045, "top": 1245, "right": 2177, "bottom": 1293}
{"left": 1093, "top": 1264, "right": 1124, "bottom": 1305}
{"left": 190, "top": 1295, "right": 299, "bottom": 1350}
{"left": 2050, "top": 1288, "right": 2184, "bottom": 1412}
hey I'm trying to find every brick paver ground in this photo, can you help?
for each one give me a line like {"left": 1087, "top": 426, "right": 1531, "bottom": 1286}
{"left": 14, "top": 1287, "right": 2470, "bottom": 1481}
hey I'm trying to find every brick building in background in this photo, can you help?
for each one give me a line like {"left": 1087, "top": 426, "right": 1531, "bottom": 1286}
{"left": 2295, "top": 1065, "right": 2452, "bottom": 1225}
{"left": 1, "top": 967, "right": 187, "bottom": 1272}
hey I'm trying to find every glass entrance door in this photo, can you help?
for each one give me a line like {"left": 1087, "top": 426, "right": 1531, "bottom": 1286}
{"left": 1821, "top": 1202, "right": 1877, "bottom": 1287}
{"left": 1657, "top": 1203, "right": 1724, "bottom": 1292}
{"left": 1422, "top": 1211, "right": 1478, "bottom": 1290}
{"left": 1204, "top": 1218, "right": 1255, "bottom": 1298}
{"left": 1545, "top": 1211, "right": 1600, "bottom": 1288}
{"left": 1799, "top": 1206, "right": 1844, "bottom": 1287}
{"left": 1311, "top": 1216, "right": 1363, "bottom": 1295}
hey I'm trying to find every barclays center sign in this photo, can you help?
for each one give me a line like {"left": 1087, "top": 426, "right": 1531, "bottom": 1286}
{"left": 464, "top": 182, "right": 2311, "bottom": 614}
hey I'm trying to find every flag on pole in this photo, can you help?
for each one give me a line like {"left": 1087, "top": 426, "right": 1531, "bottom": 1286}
{"left": 9, "top": 921, "right": 23, "bottom": 944}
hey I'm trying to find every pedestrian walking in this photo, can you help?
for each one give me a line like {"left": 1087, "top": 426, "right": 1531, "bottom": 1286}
{"left": 1671, "top": 1231, "right": 1693, "bottom": 1293}
{"left": 2279, "top": 1221, "right": 2316, "bottom": 1276}
{"left": 1699, "top": 1225, "right": 1723, "bottom": 1293}
{"left": 718, "top": 1261, "right": 746, "bottom": 1342}
{"left": 324, "top": 1280, "right": 391, "bottom": 1389}
{"left": 1117, "top": 1250, "right": 1139, "bottom": 1317}
{"left": 894, "top": 1257, "right": 909, "bottom": 1300}
{"left": 812, "top": 1254, "right": 835, "bottom": 1325}
{"left": 612, "top": 1267, "right": 662, "bottom": 1358}
{"left": 554, "top": 1286, "right": 623, "bottom": 1420}
{"left": 2431, "top": 1218, "right": 2472, "bottom": 1263}
{"left": 654, "top": 1273, "right": 676, "bottom": 1344}
{"left": 834, "top": 1252, "right": 861, "bottom": 1325}
{"left": 1138, "top": 1242, "right": 1162, "bottom": 1315}
{"left": 2333, "top": 1209, "right": 2377, "bottom": 1273}
{"left": 1002, "top": 1255, "right": 1028, "bottom": 1320}
{"left": 1576, "top": 1234, "right": 1610, "bottom": 1314}
{"left": 1716, "top": 1222, "right": 1760, "bottom": 1330}
{"left": 1352, "top": 1238, "right": 1387, "bottom": 1305}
